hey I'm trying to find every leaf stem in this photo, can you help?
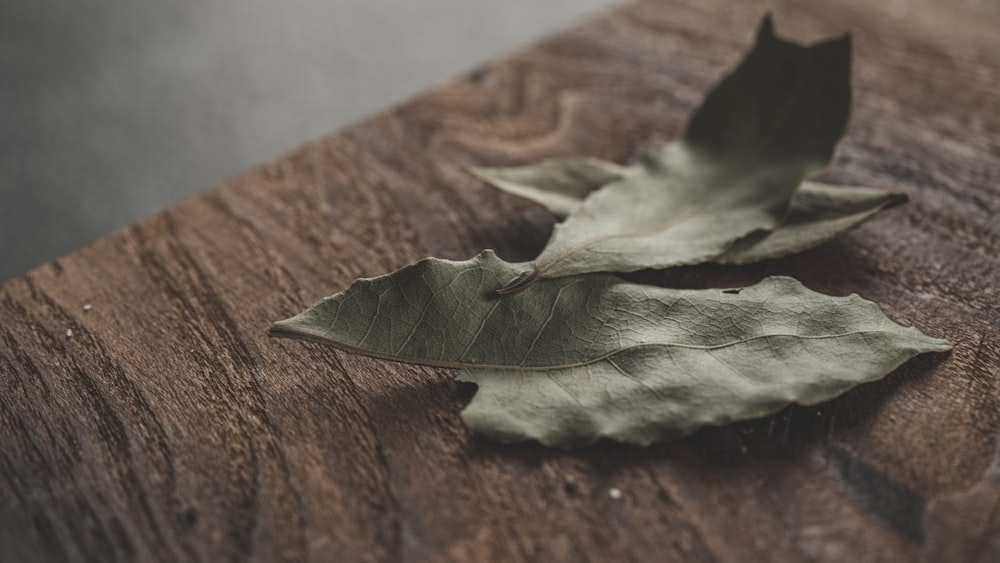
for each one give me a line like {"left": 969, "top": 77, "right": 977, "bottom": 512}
{"left": 496, "top": 269, "right": 541, "bottom": 297}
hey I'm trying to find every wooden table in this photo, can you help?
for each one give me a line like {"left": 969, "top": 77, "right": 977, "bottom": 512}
{"left": 3, "top": 0, "right": 998, "bottom": 560}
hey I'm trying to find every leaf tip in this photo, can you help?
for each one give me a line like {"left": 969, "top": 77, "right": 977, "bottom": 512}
{"left": 759, "top": 13, "right": 776, "bottom": 40}
{"left": 466, "top": 165, "right": 490, "bottom": 180}
{"left": 926, "top": 337, "right": 953, "bottom": 353}
{"left": 885, "top": 192, "right": 909, "bottom": 208}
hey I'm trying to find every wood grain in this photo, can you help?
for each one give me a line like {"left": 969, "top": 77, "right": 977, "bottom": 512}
{"left": 2, "top": 0, "right": 998, "bottom": 560}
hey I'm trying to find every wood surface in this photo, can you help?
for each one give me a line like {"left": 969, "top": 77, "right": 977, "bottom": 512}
{"left": 2, "top": 0, "right": 999, "bottom": 561}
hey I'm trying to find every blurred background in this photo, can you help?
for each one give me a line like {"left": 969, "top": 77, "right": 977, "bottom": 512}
{"left": 0, "top": 0, "right": 618, "bottom": 282}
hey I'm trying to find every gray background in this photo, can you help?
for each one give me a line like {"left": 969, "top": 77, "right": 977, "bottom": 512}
{"left": 0, "top": 0, "right": 617, "bottom": 282}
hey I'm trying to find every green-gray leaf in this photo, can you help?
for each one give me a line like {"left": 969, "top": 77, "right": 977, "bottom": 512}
{"left": 270, "top": 252, "right": 949, "bottom": 447}
{"left": 501, "top": 17, "right": 852, "bottom": 292}
{"left": 471, "top": 158, "right": 630, "bottom": 217}
{"left": 472, "top": 158, "right": 904, "bottom": 265}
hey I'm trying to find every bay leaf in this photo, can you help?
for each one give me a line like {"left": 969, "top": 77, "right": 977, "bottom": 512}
{"left": 270, "top": 252, "right": 950, "bottom": 447}
{"left": 471, "top": 158, "right": 630, "bottom": 217}
{"left": 472, "top": 158, "right": 905, "bottom": 265}
{"left": 716, "top": 182, "right": 905, "bottom": 264}
{"left": 498, "top": 17, "right": 852, "bottom": 294}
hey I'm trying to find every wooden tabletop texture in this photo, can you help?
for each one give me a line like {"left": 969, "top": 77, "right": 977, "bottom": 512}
{"left": 2, "top": 0, "right": 999, "bottom": 561}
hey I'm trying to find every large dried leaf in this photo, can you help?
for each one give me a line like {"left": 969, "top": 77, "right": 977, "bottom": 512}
{"left": 472, "top": 158, "right": 904, "bottom": 265}
{"left": 270, "top": 252, "right": 949, "bottom": 447}
{"left": 500, "top": 17, "right": 852, "bottom": 292}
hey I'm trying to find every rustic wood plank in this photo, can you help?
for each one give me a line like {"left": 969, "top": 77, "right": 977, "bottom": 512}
{"left": 2, "top": 0, "right": 998, "bottom": 561}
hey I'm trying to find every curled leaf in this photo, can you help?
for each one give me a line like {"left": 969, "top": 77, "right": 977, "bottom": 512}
{"left": 717, "top": 182, "right": 906, "bottom": 264}
{"left": 500, "top": 17, "right": 852, "bottom": 292}
{"left": 270, "top": 252, "right": 949, "bottom": 447}
{"left": 472, "top": 159, "right": 905, "bottom": 265}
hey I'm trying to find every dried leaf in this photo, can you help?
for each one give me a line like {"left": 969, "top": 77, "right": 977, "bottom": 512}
{"left": 471, "top": 158, "right": 629, "bottom": 217}
{"left": 498, "top": 17, "right": 852, "bottom": 293}
{"left": 270, "top": 252, "right": 949, "bottom": 447}
{"left": 716, "top": 182, "right": 905, "bottom": 264}
{"left": 472, "top": 158, "right": 905, "bottom": 265}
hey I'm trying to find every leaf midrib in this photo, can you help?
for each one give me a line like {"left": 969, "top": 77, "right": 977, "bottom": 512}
{"left": 269, "top": 328, "right": 904, "bottom": 372}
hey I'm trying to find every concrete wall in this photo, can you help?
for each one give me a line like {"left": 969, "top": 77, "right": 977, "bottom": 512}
{"left": 0, "top": 0, "right": 618, "bottom": 281}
